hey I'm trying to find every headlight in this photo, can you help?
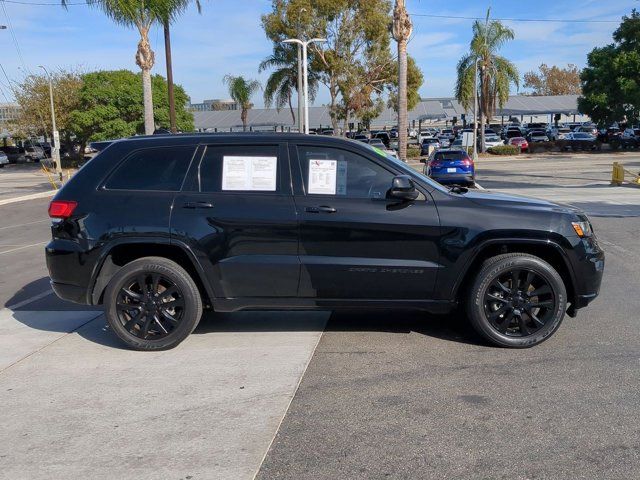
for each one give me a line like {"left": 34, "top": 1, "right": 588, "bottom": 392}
{"left": 572, "top": 220, "right": 593, "bottom": 238}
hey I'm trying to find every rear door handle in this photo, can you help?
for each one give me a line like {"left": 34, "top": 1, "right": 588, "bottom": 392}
{"left": 183, "top": 201, "right": 214, "bottom": 209}
{"left": 305, "top": 206, "right": 337, "bottom": 214}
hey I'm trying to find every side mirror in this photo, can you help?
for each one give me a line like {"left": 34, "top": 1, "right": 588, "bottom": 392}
{"left": 388, "top": 175, "right": 419, "bottom": 201}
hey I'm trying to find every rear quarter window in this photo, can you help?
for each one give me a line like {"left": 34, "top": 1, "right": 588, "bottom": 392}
{"left": 104, "top": 145, "right": 196, "bottom": 191}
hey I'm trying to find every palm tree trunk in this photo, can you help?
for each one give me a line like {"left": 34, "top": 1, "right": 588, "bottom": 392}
{"left": 241, "top": 108, "right": 248, "bottom": 131}
{"left": 141, "top": 68, "right": 154, "bottom": 135}
{"left": 397, "top": 39, "right": 408, "bottom": 161}
{"left": 392, "top": 0, "right": 412, "bottom": 162}
{"left": 135, "top": 30, "right": 155, "bottom": 135}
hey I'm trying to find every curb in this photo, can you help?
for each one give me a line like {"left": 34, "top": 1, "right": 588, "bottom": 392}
{"left": 0, "top": 190, "right": 55, "bottom": 206}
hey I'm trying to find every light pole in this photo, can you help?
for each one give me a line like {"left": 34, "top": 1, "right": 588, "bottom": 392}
{"left": 38, "top": 65, "right": 62, "bottom": 182}
{"left": 296, "top": 8, "right": 306, "bottom": 134}
{"left": 283, "top": 37, "right": 326, "bottom": 134}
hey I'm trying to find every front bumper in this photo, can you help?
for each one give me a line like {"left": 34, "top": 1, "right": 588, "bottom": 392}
{"left": 570, "top": 236, "right": 605, "bottom": 309}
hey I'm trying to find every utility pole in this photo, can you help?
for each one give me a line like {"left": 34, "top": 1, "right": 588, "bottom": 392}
{"left": 164, "top": 20, "right": 177, "bottom": 133}
{"left": 392, "top": 0, "right": 412, "bottom": 162}
{"left": 38, "top": 65, "right": 62, "bottom": 183}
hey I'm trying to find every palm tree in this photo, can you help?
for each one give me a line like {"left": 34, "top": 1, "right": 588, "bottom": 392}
{"left": 259, "top": 44, "right": 318, "bottom": 125}
{"left": 392, "top": 0, "right": 412, "bottom": 161}
{"left": 68, "top": 0, "right": 175, "bottom": 135}
{"left": 223, "top": 75, "right": 261, "bottom": 131}
{"left": 158, "top": 1, "right": 202, "bottom": 133}
{"left": 455, "top": 9, "right": 519, "bottom": 152}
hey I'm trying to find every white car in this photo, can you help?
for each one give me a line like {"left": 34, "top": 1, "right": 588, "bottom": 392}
{"left": 0, "top": 151, "right": 8, "bottom": 167}
{"left": 547, "top": 126, "right": 571, "bottom": 141}
{"left": 484, "top": 135, "right": 503, "bottom": 149}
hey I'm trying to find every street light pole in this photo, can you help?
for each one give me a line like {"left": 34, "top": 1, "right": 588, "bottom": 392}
{"left": 38, "top": 65, "right": 62, "bottom": 183}
{"left": 283, "top": 37, "right": 326, "bottom": 134}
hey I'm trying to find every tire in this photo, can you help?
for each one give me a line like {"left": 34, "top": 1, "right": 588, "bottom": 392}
{"left": 104, "top": 256, "right": 203, "bottom": 350}
{"left": 467, "top": 253, "right": 567, "bottom": 348}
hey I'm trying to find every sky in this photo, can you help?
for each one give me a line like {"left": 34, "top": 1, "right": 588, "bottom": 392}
{"left": 0, "top": 0, "right": 635, "bottom": 107}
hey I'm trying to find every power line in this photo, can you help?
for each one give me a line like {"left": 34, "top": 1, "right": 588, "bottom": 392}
{"left": 409, "top": 13, "right": 621, "bottom": 24}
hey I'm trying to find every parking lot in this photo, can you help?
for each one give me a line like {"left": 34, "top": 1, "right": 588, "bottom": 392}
{"left": 1, "top": 152, "right": 639, "bottom": 479}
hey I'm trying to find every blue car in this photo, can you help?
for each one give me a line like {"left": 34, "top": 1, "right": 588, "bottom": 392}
{"left": 422, "top": 148, "right": 475, "bottom": 186}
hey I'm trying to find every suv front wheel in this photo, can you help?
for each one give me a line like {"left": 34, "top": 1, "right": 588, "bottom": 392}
{"left": 467, "top": 253, "right": 567, "bottom": 348}
{"left": 104, "top": 257, "right": 203, "bottom": 350}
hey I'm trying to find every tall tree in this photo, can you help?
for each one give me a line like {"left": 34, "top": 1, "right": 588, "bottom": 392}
{"left": 387, "top": 56, "right": 424, "bottom": 114}
{"left": 259, "top": 43, "right": 319, "bottom": 123}
{"left": 68, "top": 70, "right": 193, "bottom": 153}
{"left": 68, "top": 0, "right": 175, "bottom": 135}
{"left": 391, "top": 0, "right": 412, "bottom": 161}
{"left": 157, "top": 0, "right": 202, "bottom": 133}
{"left": 524, "top": 64, "right": 581, "bottom": 96}
{"left": 223, "top": 75, "right": 261, "bottom": 131}
{"left": 578, "top": 10, "right": 640, "bottom": 125}
{"left": 262, "top": 0, "right": 395, "bottom": 134}
{"left": 13, "top": 69, "right": 82, "bottom": 149}
{"left": 455, "top": 9, "right": 519, "bottom": 151}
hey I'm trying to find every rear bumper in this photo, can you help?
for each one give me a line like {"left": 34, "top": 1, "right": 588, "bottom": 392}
{"left": 431, "top": 173, "right": 474, "bottom": 185}
{"left": 50, "top": 281, "right": 89, "bottom": 304}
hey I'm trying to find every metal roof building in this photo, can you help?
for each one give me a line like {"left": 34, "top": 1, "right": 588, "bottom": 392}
{"left": 193, "top": 94, "right": 587, "bottom": 131}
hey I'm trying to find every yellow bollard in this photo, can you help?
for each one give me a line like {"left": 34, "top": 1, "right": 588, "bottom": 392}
{"left": 611, "top": 162, "right": 624, "bottom": 185}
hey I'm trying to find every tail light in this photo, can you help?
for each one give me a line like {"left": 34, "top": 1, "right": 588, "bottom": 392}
{"left": 48, "top": 200, "right": 77, "bottom": 219}
{"left": 460, "top": 157, "right": 473, "bottom": 166}
{"left": 429, "top": 160, "right": 442, "bottom": 167}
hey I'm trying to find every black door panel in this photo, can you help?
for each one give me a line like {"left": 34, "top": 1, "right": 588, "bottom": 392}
{"left": 292, "top": 144, "right": 441, "bottom": 300}
{"left": 170, "top": 143, "right": 299, "bottom": 299}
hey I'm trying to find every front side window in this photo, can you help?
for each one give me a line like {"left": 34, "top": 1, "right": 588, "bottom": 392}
{"left": 105, "top": 145, "right": 196, "bottom": 191}
{"left": 199, "top": 144, "right": 280, "bottom": 193}
{"left": 297, "top": 145, "right": 395, "bottom": 199}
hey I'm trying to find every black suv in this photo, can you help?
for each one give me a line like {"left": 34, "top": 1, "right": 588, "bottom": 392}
{"left": 46, "top": 134, "right": 604, "bottom": 350}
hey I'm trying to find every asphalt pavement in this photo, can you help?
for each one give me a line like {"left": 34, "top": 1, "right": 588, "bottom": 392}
{"left": 1, "top": 152, "right": 639, "bottom": 479}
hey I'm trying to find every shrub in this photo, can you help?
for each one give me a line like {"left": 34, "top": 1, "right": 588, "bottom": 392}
{"left": 487, "top": 145, "right": 520, "bottom": 155}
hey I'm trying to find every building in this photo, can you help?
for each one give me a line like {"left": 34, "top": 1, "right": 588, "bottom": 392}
{"left": 0, "top": 103, "right": 19, "bottom": 124}
{"left": 192, "top": 95, "right": 589, "bottom": 132}
{"left": 187, "top": 98, "right": 238, "bottom": 112}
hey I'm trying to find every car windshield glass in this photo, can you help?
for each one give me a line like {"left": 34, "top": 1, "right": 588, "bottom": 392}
{"left": 361, "top": 143, "right": 448, "bottom": 193}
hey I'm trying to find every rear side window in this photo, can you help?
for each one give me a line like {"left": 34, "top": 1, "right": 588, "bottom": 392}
{"left": 105, "top": 146, "right": 195, "bottom": 191}
{"left": 199, "top": 144, "right": 281, "bottom": 193}
{"left": 434, "top": 151, "right": 465, "bottom": 161}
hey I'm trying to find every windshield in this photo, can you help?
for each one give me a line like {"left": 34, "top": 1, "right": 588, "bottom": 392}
{"left": 574, "top": 133, "right": 592, "bottom": 138}
{"left": 362, "top": 143, "right": 448, "bottom": 193}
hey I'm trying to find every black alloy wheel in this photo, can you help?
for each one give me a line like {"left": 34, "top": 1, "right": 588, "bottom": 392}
{"left": 467, "top": 253, "right": 567, "bottom": 348}
{"left": 104, "top": 257, "right": 203, "bottom": 350}
{"left": 116, "top": 272, "right": 185, "bottom": 341}
{"left": 483, "top": 268, "right": 556, "bottom": 337}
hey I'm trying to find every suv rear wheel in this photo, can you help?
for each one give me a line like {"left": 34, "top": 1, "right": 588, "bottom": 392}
{"left": 104, "top": 256, "right": 203, "bottom": 350}
{"left": 467, "top": 253, "right": 567, "bottom": 348}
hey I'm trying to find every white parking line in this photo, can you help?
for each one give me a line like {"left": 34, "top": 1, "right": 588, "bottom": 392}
{"left": 5, "top": 290, "right": 54, "bottom": 311}
{"left": 0, "top": 241, "right": 47, "bottom": 255}
{"left": 0, "top": 190, "right": 55, "bottom": 206}
{"left": 0, "top": 219, "right": 49, "bottom": 231}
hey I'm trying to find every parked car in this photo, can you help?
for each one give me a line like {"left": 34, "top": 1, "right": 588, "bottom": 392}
{"left": 526, "top": 130, "right": 549, "bottom": 143}
{"left": 420, "top": 137, "right": 441, "bottom": 155}
{"left": 575, "top": 125, "right": 598, "bottom": 136}
{"left": 364, "top": 138, "right": 397, "bottom": 157}
{"left": 437, "top": 135, "right": 451, "bottom": 148}
{"left": 422, "top": 148, "right": 475, "bottom": 187}
{"left": 547, "top": 126, "right": 571, "bottom": 141}
{"left": 504, "top": 127, "right": 524, "bottom": 141}
{"left": 484, "top": 134, "right": 503, "bottom": 149}
{"left": 508, "top": 137, "right": 529, "bottom": 152}
{"left": 0, "top": 146, "right": 25, "bottom": 163}
{"left": 46, "top": 133, "right": 604, "bottom": 350}
{"left": 24, "top": 145, "right": 45, "bottom": 162}
{"left": 563, "top": 132, "right": 599, "bottom": 150}
{"left": 0, "top": 150, "right": 8, "bottom": 167}
{"left": 353, "top": 134, "right": 368, "bottom": 142}
{"left": 373, "top": 132, "right": 391, "bottom": 147}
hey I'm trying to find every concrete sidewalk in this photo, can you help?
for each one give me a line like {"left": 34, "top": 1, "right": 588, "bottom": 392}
{"left": 0, "top": 308, "right": 327, "bottom": 480}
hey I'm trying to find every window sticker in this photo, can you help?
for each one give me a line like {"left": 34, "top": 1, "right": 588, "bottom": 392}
{"left": 222, "top": 156, "right": 277, "bottom": 191}
{"left": 308, "top": 159, "right": 337, "bottom": 195}
{"left": 336, "top": 160, "right": 348, "bottom": 195}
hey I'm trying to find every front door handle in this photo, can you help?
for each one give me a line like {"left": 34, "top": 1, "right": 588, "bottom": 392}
{"left": 306, "top": 205, "right": 337, "bottom": 214}
{"left": 183, "top": 201, "right": 214, "bottom": 209}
